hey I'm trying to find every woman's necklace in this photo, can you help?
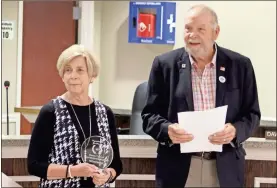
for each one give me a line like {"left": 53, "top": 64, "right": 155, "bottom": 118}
{"left": 70, "top": 102, "right": 92, "bottom": 180}
{"left": 70, "top": 102, "right": 92, "bottom": 145}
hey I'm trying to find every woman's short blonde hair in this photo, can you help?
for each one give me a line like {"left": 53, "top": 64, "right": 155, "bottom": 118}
{"left": 56, "top": 44, "right": 99, "bottom": 78}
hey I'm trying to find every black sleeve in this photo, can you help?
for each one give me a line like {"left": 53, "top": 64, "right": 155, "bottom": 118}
{"left": 27, "top": 101, "right": 55, "bottom": 179}
{"left": 141, "top": 56, "right": 172, "bottom": 143}
{"left": 105, "top": 106, "right": 123, "bottom": 182}
{"left": 233, "top": 58, "right": 261, "bottom": 146}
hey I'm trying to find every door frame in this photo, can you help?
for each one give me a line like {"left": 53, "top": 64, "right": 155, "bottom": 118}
{"left": 15, "top": 1, "right": 23, "bottom": 136}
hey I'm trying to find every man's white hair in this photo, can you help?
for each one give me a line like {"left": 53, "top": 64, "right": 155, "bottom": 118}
{"left": 187, "top": 4, "right": 219, "bottom": 30}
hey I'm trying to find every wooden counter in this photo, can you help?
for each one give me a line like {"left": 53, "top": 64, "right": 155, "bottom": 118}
{"left": 14, "top": 106, "right": 276, "bottom": 126}
{"left": 15, "top": 106, "right": 132, "bottom": 135}
{"left": 14, "top": 106, "right": 131, "bottom": 121}
{"left": 14, "top": 106, "right": 276, "bottom": 138}
{"left": 2, "top": 135, "right": 276, "bottom": 187}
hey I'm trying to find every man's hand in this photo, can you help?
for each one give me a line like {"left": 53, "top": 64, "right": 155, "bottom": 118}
{"left": 208, "top": 123, "right": 236, "bottom": 145}
{"left": 168, "top": 123, "right": 194, "bottom": 144}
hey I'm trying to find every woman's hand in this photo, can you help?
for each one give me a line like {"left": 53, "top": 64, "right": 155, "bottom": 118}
{"left": 92, "top": 169, "right": 111, "bottom": 186}
{"left": 70, "top": 163, "right": 98, "bottom": 178}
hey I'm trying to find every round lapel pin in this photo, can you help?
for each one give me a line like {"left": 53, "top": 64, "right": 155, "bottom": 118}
{"left": 219, "top": 76, "right": 226, "bottom": 83}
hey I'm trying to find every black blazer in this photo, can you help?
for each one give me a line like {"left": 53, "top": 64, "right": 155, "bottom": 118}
{"left": 141, "top": 45, "right": 261, "bottom": 151}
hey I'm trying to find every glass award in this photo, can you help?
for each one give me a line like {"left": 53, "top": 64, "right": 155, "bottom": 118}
{"left": 80, "top": 136, "right": 114, "bottom": 187}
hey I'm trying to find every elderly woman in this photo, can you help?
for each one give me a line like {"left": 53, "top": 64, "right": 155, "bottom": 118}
{"left": 27, "top": 44, "right": 123, "bottom": 187}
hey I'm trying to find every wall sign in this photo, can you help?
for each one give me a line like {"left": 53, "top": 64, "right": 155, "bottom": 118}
{"left": 265, "top": 129, "right": 276, "bottom": 140}
{"left": 2, "top": 21, "right": 15, "bottom": 40}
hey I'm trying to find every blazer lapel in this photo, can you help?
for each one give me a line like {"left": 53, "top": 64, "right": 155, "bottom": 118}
{"left": 215, "top": 48, "right": 228, "bottom": 107}
{"left": 177, "top": 52, "right": 194, "bottom": 111}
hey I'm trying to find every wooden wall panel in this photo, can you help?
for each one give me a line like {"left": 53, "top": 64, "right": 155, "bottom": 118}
{"left": 18, "top": 181, "right": 40, "bottom": 188}
{"left": 244, "top": 160, "right": 277, "bottom": 187}
{"left": 2, "top": 158, "right": 28, "bottom": 176}
{"left": 260, "top": 183, "right": 277, "bottom": 188}
{"left": 2, "top": 158, "right": 276, "bottom": 187}
{"left": 121, "top": 158, "right": 156, "bottom": 174}
{"left": 115, "top": 180, "right": 156, "bottom": 187}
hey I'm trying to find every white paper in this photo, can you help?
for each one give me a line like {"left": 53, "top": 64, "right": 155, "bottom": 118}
{"left": 178, "top": 105, "right": 228, "bottom": 153}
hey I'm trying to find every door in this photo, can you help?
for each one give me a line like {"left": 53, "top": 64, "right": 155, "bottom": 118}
{"left": 20, "top": 1, "right": 77, "bottom": 134}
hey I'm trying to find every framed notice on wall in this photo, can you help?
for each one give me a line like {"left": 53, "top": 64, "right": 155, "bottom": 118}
{"left": 2, "top": 21, "right": 15, "bottom": 40}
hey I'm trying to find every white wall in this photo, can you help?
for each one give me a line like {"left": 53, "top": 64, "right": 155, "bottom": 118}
{"left": 98, "top": 1, "right": 276, "bottom": 118}
{"left": 98, "top": 1, "right": 173, "bottom": 110}
{"left": 2, "top": 1, "right": 19, "bottom": 135}
{"left": 91, "top": 1, "right": 103, "bottom": 100}
{"left": 1, "top": 1, "right": 276, "bottom": 135}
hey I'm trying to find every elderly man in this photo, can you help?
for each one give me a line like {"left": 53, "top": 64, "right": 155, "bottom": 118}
{"left": 141, "top": 4, "right": 260, "bottom": 188}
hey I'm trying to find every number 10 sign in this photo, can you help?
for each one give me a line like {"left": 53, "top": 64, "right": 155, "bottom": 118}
{"left": 2, "top": 21, "right": 14, "bottom": 40}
